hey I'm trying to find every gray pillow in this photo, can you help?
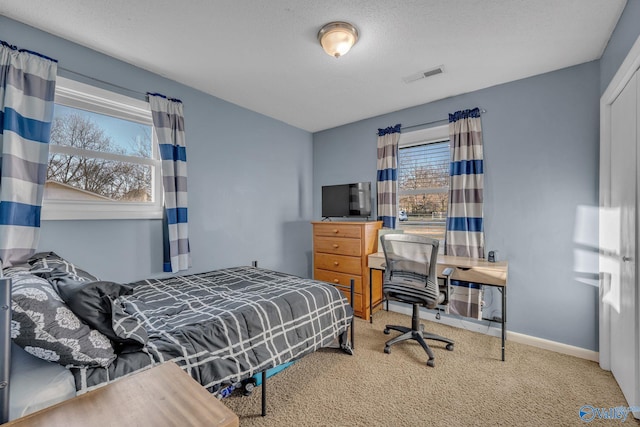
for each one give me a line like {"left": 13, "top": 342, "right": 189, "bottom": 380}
{"left": 28, "top": 252, "right": 98, "bottom": 282}
{"left": 9, "top": 272, "right": 116, "bottom": 367}
{"left": 56, "top": 279, "right": 148, "bottom": 351}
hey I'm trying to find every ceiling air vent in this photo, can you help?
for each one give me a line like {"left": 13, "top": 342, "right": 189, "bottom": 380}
{"left": 402, "top": 66, "right": 444, "bottom": 84}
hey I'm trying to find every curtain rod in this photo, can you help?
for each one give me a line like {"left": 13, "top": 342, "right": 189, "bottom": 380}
{"left": 378, "top": 108, "right": 487, "bottom": 134}
{"left": 58, "top": 66, "right": 149, "bottom": 101}
{"left": 402, "top": 108, "right": 487, "bottom": 131}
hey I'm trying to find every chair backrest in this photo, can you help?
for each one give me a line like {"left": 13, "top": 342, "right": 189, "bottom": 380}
{"left": 380, "top": 234, "right": 440, "bottom": 306}
{"left": 376, "top": 228, "right": 404, "bottom": 253}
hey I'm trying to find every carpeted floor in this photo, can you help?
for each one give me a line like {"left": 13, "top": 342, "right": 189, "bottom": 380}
{"left": 224, "top": 310, "right": 638, "bottom": 426}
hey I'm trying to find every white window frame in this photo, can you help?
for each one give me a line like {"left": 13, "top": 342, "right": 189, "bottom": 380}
{"left": 42, "top": 76, "right": 163, "bottom": 221}
{"left": 399, "top": 124, "right": 449, "bottom": 148}
{"left": 397, "top": 124, "right": 450, "bottom": 236}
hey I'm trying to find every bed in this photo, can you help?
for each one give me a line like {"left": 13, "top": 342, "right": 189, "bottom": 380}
{"left": 0, "top": 253, "right": 354, "bottom": 422}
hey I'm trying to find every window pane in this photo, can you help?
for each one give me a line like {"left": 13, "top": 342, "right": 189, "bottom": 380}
{"left": 43, "top": 77, "right": 162, "bottom": 220}
{"left": 397, "top": 140, "right": 450, "bottom": 242}
{"left": 46, "top": 153, "right": 152, "bottom": 202}
{"left": 52, "top": 104, "right": 152, "bottom": 158}
{"left": 397, "top": 193, "right": 448, "bottom": 240}
{"left": 398, "top": 141, "right": 449, "bottom": 191}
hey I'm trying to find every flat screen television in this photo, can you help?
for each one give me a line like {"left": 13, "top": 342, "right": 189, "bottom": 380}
{"left": 322, "top": 182, "right": 372, "bottom": 219}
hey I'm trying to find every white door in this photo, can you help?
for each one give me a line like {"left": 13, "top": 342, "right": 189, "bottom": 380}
{"left": 609, "top": 70, "right": 639, "bottom": 413}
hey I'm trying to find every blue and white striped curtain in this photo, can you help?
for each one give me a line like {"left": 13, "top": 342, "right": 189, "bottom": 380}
{"left": 148, "top": 94, "right": 190, "bottom": 273}
{"left": 376, "top": 124, "right": 401, "bottom": 229}
{"left": 445, "top": 108, "right": 485, "bottom": 258}
{"left": 0, "top": 41, "right": 57, "bottom": 268}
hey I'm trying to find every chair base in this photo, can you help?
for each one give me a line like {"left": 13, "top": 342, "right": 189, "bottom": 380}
{"left": 383, "top": 304, "right": 454, "bottom": 367}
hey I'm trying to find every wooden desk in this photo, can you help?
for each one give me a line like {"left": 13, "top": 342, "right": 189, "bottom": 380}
{"left": 368, "top": 252, "right": 509, "bottom": 361}
{"left": 3, "top": 362, "right": 239, "bottom": 427}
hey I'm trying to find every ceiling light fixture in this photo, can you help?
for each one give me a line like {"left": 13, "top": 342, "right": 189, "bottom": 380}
{"left": 317, "top": 21, "right": 359, "bottom": 58}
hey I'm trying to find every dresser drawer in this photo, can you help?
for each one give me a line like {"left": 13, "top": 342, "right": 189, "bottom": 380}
{"left": 314, "top": 236, "right": 362, "bottom": 256}
{"left": 314, "top": 253, "right": 361, "bottom": 275}
{"left": 313, "top": 223, "right": 362, "bottom": 239}
{"left": 314, "top": 268, "right": 363, "bottom": 293}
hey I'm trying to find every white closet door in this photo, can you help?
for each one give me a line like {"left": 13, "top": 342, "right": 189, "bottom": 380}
{"left": 609, "top": 69, "right": 638, "bottom": 412}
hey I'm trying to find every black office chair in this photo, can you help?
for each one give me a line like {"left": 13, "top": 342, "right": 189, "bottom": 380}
{"left": 380, "top": 233, "right": 454, "bottom": 367}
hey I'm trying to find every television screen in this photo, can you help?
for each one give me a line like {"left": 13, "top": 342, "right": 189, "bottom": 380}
{"left": 322, "top": 182, "right": 371, "bottom": 218}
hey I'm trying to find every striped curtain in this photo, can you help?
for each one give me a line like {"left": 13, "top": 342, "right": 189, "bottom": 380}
{"left": 148, "top": 94, "right": 190, "bottom": 273}
{"left": 0, "top": 41, "right": 57, "bottom": 268}
{"left": 445, "top": 108, "right": 485, "bottom": 258}
{"left": 376, "top": 124, "right": 401, "bottom": 229}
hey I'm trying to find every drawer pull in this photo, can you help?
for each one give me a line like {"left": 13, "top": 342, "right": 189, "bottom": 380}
{"left": 332, "top": 244, "right": 339, "bottom": 248}
{"left": 333, "top": 229, "right": 339, "bottom": 233}
{"left": 334, "top": 261, "right": 339, "bottom": 266}
{"left": 333, "top": 279, "right": 339, "bottom": 283}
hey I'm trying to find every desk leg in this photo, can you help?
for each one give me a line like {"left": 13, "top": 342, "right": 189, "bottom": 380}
{"left": 501, "top": 286, "right": 506, "bottom": 362}
{"left": 369, "top": 268, "right": 373, "bottom": 324}
{"left": 350, "top": 279, "right": 355, "bottom": 349}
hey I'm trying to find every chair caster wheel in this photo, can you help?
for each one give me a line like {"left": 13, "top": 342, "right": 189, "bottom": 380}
{"left": 384, "top": 346, "right": 391, "bottom": 354}
{"left": 384, "top": 328, "right": 390, "bottom": 335}
{"left": 446, "top": 344, "right": 454, "bottom": 351}
{"left": 427, "top": 359, "right": 435, "bottom": 367}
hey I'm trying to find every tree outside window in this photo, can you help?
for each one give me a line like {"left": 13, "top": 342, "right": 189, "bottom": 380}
{"left": 397, "top": 140, "right": 450, "bottom": 241}
{"left": 46, "top": 110, "right": 153, "bottom": 202}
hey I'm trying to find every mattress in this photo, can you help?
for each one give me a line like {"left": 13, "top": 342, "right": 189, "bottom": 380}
{"left": 8, "top": 343, "right": 76, "bottom": 421}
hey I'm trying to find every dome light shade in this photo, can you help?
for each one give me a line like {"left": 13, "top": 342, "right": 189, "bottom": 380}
{"left": 317, "top": 22, "right": 359, "bottom": 58}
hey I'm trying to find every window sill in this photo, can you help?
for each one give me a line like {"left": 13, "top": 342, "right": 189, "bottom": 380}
{"left": 41, "top": 202, "right": 163, "bottom": 221}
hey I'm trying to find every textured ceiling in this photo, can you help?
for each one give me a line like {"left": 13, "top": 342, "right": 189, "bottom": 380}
{"left": 0, "top": 0, "right": 627, "bottom": 132}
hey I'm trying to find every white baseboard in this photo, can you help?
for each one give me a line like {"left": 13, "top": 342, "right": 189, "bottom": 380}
{"left": 385, "top": 303, "right": 599, "bottom": 362}
{"left": 506, "top": 331, "right": 599, "bottom": 362}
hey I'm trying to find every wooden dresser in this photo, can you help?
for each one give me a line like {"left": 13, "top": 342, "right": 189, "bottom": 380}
{"left": 312, "top": 221, "right": 382, "bottom": 319}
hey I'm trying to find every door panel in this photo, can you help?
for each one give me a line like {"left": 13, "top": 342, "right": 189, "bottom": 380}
{"left": 610, "top": 70, "right": 638, "bottom": 410}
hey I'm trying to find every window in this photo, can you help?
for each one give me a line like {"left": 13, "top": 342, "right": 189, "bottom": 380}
{"left": 397, "top": 125, "right": 450, "bottom": 243}
{"left": 42, "top": 77, "right": 162, "bottom": 220}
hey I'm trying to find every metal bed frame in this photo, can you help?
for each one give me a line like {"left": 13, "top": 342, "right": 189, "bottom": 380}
{"left": 1, "top": 276, "right": 11, "bottom": 424}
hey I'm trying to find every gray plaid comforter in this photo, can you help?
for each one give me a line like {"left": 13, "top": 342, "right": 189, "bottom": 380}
{"left": 71, "top": 266, "right": 353, "bottom": 393}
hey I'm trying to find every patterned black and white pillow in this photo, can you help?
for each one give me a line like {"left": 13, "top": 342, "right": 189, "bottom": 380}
{"left": 9, "top": 273, "right": 116, "bottom": 367}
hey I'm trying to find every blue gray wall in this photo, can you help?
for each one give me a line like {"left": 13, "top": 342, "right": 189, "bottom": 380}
{"left": 0, "top": 17, "right": 314, "bottom": 282}
{"left": 314, "top": 61, "right": 601, "bottom": 351}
